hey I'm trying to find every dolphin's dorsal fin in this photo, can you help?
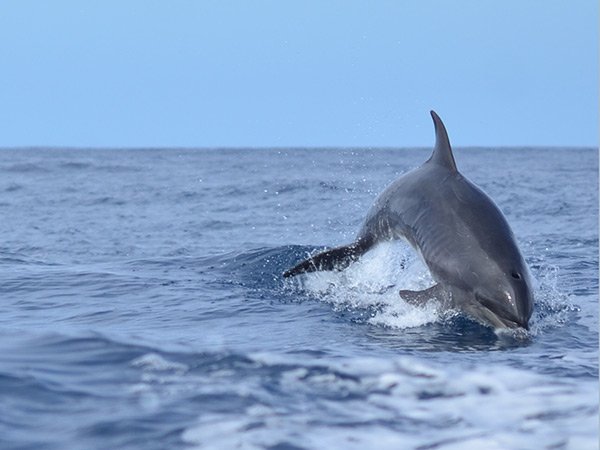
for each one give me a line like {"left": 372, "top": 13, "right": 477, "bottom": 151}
{"left": 427, "top": 110, "right": 457, "bottom": 172}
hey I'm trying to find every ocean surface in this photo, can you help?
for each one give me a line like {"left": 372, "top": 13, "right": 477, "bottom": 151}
{"left": 0, "top": 147, "right": 597, "bottom": 450}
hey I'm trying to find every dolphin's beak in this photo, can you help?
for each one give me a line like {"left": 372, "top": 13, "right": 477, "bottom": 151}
{"left": 474, "top": 293, "right": 530, "bottom": 330}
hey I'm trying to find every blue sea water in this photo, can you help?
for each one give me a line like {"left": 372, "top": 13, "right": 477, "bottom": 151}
{"left": 0, "top": 147, "right": 597, "bottom": 450}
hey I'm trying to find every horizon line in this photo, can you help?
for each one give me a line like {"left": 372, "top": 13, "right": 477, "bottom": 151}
{"left": 0, "top": 145, "right": 595, "bottom": 151}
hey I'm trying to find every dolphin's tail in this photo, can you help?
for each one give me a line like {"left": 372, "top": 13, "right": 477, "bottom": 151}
{"left": 283, "top": 237, "right": 374, "bottom": 278}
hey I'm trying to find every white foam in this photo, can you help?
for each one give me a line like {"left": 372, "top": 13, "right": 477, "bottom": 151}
{"left": 296, "top": 241, "right": 442, "bottom": 329}
{"left": 130, "top": 352, "right": 188, "bottom": 373}
{"left": 180, "top": 354, "right": 598, "bottom": 450}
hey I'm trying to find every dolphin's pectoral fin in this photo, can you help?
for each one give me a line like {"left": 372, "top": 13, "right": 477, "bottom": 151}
{"left": 283, "top": 238, "right": 372, "bottom": 278}
{"left": 399, "top": 283, "right": 444, "bottom": 305}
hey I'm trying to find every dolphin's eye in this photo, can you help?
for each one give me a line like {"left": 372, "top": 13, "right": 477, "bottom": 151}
{"left": 511, "top": 271, "right": 521, "bottom": 280}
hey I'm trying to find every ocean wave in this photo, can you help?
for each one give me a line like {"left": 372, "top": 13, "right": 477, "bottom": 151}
{"left": 180, "top": 352, "right": 598, "bottom": 450}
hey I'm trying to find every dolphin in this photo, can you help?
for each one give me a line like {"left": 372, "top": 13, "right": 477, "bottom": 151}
{"left": 283, "top": 111, "right": 534, "bottom": 330}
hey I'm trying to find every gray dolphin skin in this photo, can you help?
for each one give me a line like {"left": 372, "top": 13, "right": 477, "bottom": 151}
{"left": 283, "top": 111, "right": 534, "bottom": 330}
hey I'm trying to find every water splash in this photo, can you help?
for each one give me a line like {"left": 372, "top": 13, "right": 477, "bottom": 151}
{"left": 285, "top": 241, "right": 573, "bottom": 334}
{"left": 528, "top": 263, "right": 579, "bottom": 335}
{"left": 288, "top": 241, "right": 443, "bottom": 329}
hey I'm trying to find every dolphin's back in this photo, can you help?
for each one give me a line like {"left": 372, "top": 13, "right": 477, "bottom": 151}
{"left": 358, "top": 163, "right": 524, "bottom": 290}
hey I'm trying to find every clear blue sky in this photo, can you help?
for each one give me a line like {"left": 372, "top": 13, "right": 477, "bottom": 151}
{"left": 0, "top": 1, "right": 596, "bottom": 147}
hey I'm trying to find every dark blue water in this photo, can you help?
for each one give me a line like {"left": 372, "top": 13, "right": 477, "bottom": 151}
{"left": 0, "top": 148, "right": 596, "bottom": 450}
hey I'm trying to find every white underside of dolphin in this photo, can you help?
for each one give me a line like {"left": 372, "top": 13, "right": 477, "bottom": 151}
{"left": 284, "top": 111, "right": 534, "bottom": 330}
